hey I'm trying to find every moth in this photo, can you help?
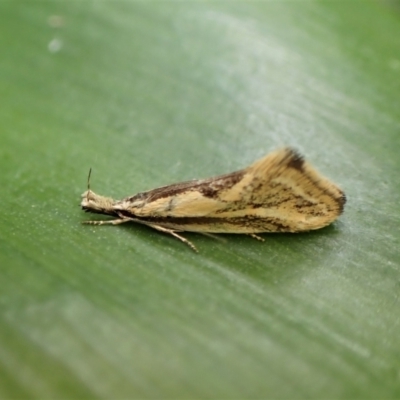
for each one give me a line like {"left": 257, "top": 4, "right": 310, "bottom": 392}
{"left": 80, "top": 148, "right": 346, "bottom": 251}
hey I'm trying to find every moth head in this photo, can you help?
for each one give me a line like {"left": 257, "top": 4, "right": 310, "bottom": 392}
{"left": 80, "top": 169, "right": 115, "bottom": 215}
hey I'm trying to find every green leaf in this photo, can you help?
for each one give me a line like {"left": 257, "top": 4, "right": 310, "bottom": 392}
{"left": 1, "top": 1, "right": 399, "bottom": 398}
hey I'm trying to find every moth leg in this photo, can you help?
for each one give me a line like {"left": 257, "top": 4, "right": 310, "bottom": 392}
{"left": 149, "top": 224, "right": 198, "bottom": 252}
{"left": 82, "top": 218, "right": 131, "bottom": 226}
{"left": 248, "top": 233, "right": 265, "bottom": 242}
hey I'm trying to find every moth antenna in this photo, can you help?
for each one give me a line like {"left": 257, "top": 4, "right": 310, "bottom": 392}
{"left": 87, "top": 168, "right": 92, "bottom": 201}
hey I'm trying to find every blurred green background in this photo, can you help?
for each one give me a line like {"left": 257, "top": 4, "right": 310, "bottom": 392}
{"left": 1, "top": 0, "right": 399, "bottom": 398}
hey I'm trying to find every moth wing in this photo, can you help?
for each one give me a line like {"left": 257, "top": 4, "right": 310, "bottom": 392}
{"left": 119, "top": 148, "right": 345, "bottom": 232}
{"left": 161, "top": 147, "right": 345, "bottom": 231}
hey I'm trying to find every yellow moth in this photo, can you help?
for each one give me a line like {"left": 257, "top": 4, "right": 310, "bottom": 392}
{"left": 81, "top": 148, "right": 346, "bottom": 251}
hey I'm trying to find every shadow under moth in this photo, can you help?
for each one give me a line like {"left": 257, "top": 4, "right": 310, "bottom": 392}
{"left": 80, "top": 148, "right": 346, "bottom": 252}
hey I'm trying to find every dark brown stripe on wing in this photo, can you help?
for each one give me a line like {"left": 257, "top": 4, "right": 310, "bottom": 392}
{"left": 126, "top": 170, "right": 245, "bottom": 203}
